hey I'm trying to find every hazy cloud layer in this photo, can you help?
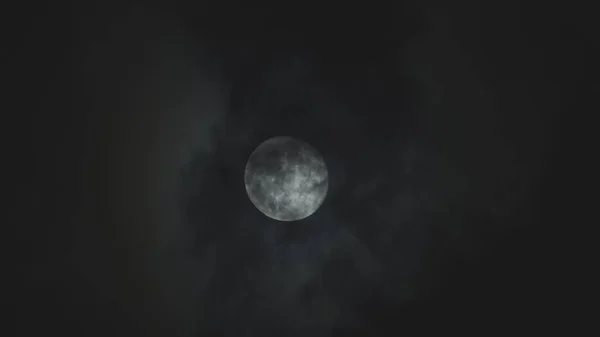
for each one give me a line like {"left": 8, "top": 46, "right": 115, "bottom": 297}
{"left": 68, "top": 3, "right": 552, "bottom": 337}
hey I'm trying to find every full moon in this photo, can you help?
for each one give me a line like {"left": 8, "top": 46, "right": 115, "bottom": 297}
{"left": 244, "top": 136, "right": 329, "bottom": 221}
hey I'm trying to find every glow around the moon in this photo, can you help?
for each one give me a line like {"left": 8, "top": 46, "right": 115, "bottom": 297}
{"left": 244, "top": 137, "right": 328, "bottom": 221}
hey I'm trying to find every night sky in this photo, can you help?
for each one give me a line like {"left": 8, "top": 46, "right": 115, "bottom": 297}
{"left": 15, "top": 0, "right": 587, "bottom": 336}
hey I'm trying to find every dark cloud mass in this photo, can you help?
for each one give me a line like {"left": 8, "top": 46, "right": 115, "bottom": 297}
{"left": 15, "top": 0, "right": 584, "bottom": 337}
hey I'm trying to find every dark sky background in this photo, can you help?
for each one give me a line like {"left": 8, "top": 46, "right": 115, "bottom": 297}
{"left": 13, "top": 0, "right": 589, "bottom": 336}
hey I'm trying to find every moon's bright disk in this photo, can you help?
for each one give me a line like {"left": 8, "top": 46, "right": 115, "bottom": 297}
{"left": 244, "top": 136, "right": 328, "bottom": 221}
